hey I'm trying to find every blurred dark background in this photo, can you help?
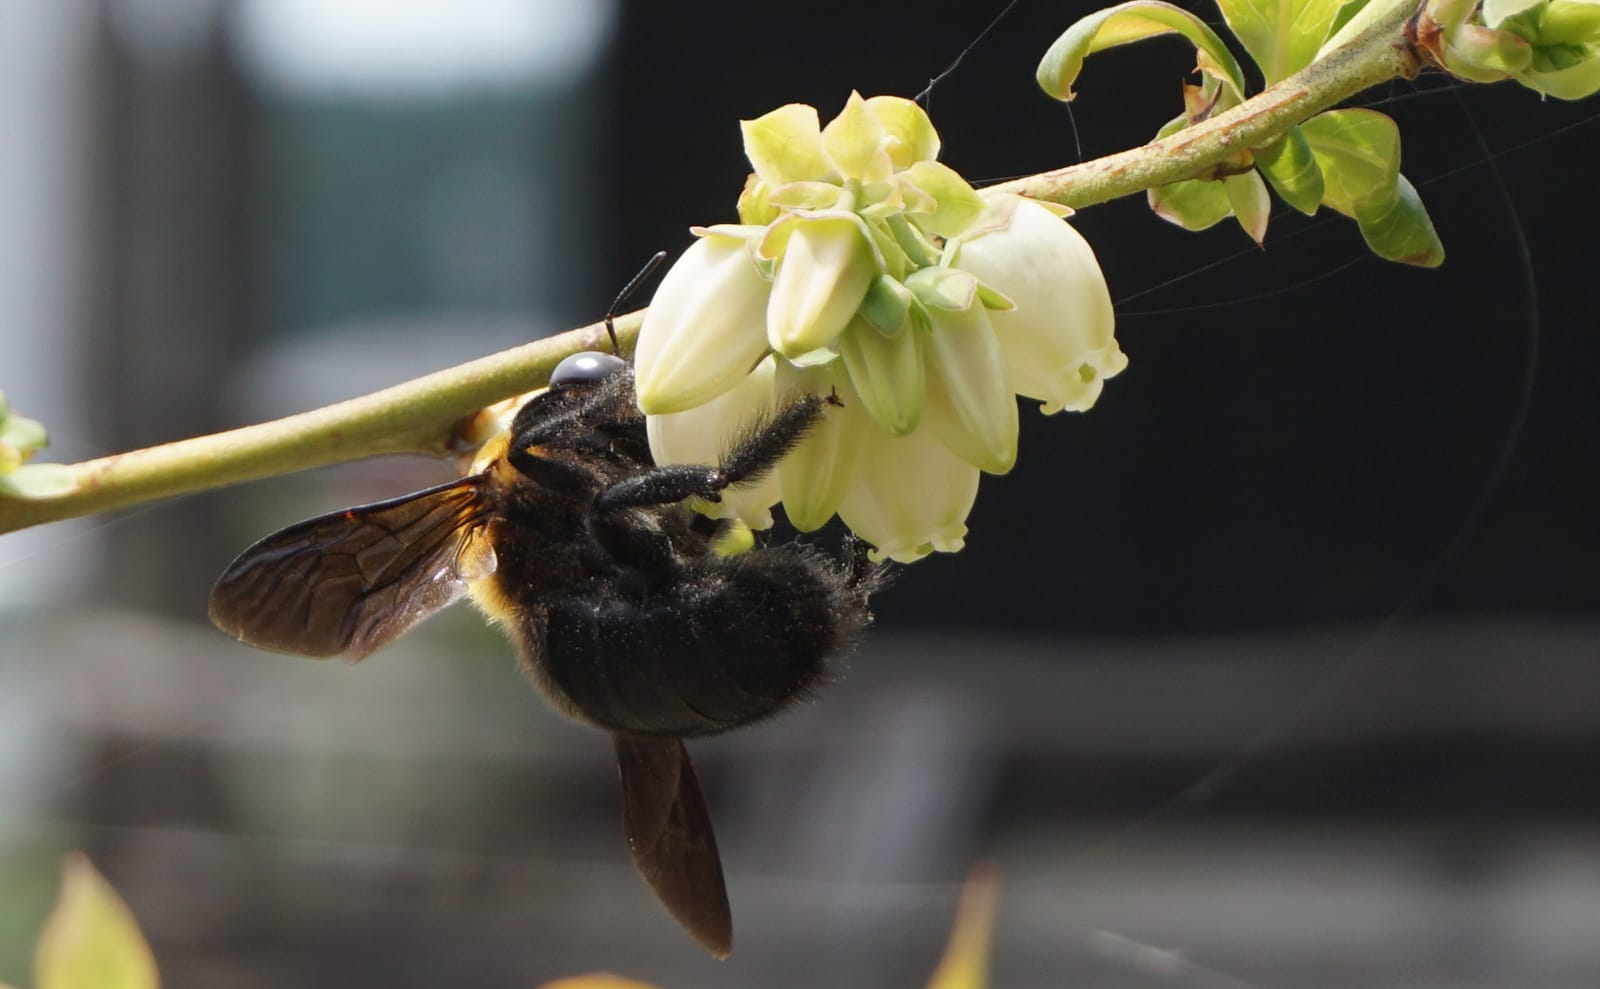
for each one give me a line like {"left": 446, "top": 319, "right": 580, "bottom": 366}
{"left": 2, "top": 1, "right": 1598, "bottom": 987}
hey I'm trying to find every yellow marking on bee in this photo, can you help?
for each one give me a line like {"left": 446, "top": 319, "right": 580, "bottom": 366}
{"left": 468, "top": 432, "right": 511, "bottom": 475}
{"left": 466, "top": 565, "right": 520, "bottom": 628}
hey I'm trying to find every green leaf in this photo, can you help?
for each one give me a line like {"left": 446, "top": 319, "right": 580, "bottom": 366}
{"left": 1441, "top": 23, "right": 1535, "bottom": 81}
{"left": 1216, "top": 0, "right": 1350, "bottom": 82}
{"left": 1325, "top": 0, "right": 1375, "bottom": 41}
{"left": 1036, "top": 0, "right": 1249, "bottom": 103}
{"left": 1225, "top": 170, "right": 1272, "bottom": 245}
{"left": 1300, "top": 108, "right": 1399, "bottom": 217}
{"left": 1301, "top": 110, "right": 1443, "bottom": 267}
{"left": 1254, "top": 127, "right": 1325, "bottom": 214}
{"left": 1149, "top": 176, "right": 1234, "bottom": 230}
{"left": 1521, "top": 54, "right": 1600, "bottom": 98}
{"left": 1484, "top": 0, "right": 1543, "bottom": 24}
{"left": 1538, "top": 0, "right": 1600, "bottom": 45}
{"left": 35, "top": 855, "right": 159, "bottom": 989}
{"left": 1353, "top": 173, "right": 1446, "bottom": 267}
{"left": 1319, "top": 0, "right": 1416, "bottom": 56}
{"left": 1497, "top": 0, "right": 1600, "bottom": 98}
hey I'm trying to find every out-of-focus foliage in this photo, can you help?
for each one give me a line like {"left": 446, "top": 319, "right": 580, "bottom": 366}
{"left": 537, "top": 866, "right": 1002, "bottom": 989}
{"left": 4, "top": 855, "right": 159, "bottom": 989}
{"left": 0, "top": 392, "right": 72, "bottom": 500}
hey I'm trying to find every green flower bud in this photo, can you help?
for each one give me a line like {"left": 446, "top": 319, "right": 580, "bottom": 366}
{"left": 920, "top": 302, "right": 1019, "bottom": 475}
{"left": 839, "top": 316, "right": 924, "bottom": 435}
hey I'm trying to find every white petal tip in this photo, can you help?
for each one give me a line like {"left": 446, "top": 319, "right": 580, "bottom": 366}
{"left": 867, "top": 526, "right": 967, "bottom": 564}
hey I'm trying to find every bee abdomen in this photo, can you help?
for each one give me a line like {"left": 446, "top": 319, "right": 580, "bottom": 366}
{"left": 538, "top": 546, "right": 869, "bottom": 737}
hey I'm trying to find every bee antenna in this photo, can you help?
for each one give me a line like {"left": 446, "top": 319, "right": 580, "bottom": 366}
{"left": 605, "top": 250, "right": 670, "bottom": 356}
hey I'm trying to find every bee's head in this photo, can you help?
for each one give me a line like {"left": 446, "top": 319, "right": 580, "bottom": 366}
{"left": 549, "top": 351, "right": 627, "bottom": 390}
{"left": 499, "top": 350, "right": 636, "bottom": 483}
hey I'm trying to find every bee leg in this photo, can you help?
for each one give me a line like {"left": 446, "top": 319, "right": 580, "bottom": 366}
{"left": 596, "top": 393, "right": 827, "bottom": 511}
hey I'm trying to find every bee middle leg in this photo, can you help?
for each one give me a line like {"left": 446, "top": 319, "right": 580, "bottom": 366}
{"left": 596, "top": 393, "right": 829, "bottom": 511}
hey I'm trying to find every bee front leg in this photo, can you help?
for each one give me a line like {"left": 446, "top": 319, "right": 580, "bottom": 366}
{"left": 596, "top": 393, "right": 828, "bottom": 511}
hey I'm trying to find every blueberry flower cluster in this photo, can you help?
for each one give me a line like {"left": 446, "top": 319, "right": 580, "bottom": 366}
{"left": 636, "top": 94, "right": 1124, "bottom": 562}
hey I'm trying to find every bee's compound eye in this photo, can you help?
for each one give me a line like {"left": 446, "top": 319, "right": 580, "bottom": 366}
{"left": 549, "top": 351, "right": 627, "bottom": 388}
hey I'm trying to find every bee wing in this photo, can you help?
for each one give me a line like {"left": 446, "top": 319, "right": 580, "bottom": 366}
{"left": 614, "top": 736, "right": 733, "bottom": 958}
{"left": 209, "top": 475, "right": 497, "bottom": 660}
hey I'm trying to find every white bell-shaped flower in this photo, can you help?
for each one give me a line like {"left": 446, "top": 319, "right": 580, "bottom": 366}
{"left": 634, "top": 94, "right": 1124, "bottom": 563}
{"left": 837, "top": 421, "right": 980, "bottom": 564}
{"left": 635, "top": 233, "right": 773, "bottom": 415}
{"left": 951, "top": 195, "right": 1124, "bottom": 414}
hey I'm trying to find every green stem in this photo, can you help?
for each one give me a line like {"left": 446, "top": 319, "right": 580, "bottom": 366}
{"left": 0, "top": 314, "right": 638, "bottom": 533}
{"left": 0, "top": 3, "right": 1425, "bottom": 536}
{"left": 989, "top": 0, "right": 1423, "bottom": 208}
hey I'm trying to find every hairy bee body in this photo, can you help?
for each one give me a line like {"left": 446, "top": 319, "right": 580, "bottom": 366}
{"left": 209, "top": 352, "right": 880, "bottom": 956}
{"left": 466, "top": 368, "right": 869, "bottom": 737}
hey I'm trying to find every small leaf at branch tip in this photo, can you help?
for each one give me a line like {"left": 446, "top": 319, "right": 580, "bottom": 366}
{"left": 1353, "top": 173, "right": 1446, "bottom": 267}
{"left": 1036, "top": 0, "right": 1249, "bottom": 106}
{"left": 0, "top": 464, "right": 77, "bottom": 499}
{"left": 1224, "top": 171, "right": 1272, "bottom": 246}
{"left": 1217, "top": 0, "right": 1353, "bottom": 84}
{"left": 1255, "top": 127, "right": 1326, "bottom": 215}
{"left": 1148, "top": 178, "right": 1232, "bottom": 231}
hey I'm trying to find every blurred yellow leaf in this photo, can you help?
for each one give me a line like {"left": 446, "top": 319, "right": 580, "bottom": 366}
{"left": 34, "top": 854, "right": 159, "bottom": 989}
{"left": 925, "top": 864, "right": 1000, "bottom": 989}
{"left": 538, "top": 977, "right": 660, "bottom": 989}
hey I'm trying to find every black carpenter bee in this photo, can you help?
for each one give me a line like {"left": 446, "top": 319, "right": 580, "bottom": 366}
{"left": 208, "top": 346, "right": 880, "bottom": 958}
